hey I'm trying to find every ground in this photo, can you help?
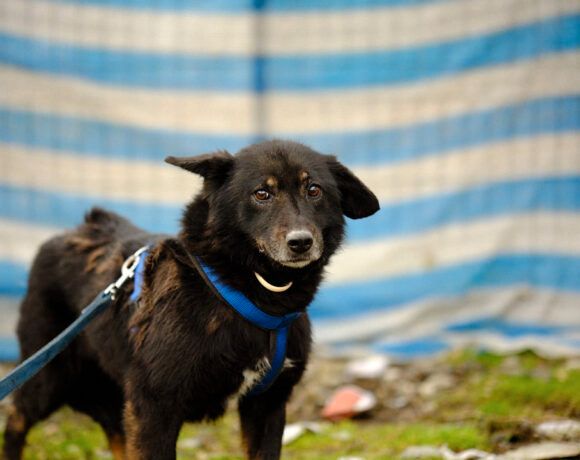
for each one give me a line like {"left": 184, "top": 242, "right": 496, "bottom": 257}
{"left": 0, "top": 348, "right": 579, "bottom": 459}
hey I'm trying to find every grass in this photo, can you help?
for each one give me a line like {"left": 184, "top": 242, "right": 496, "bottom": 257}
{"left": 438, "top": 349, "right": 580, "bottom": 421}
{"left": 283, "top": 421, "right": 489, "bottom": 459}
{"left": 1, "top": 414, "right": 489, "bottom": 460}
{"left": 1, "top": 349, "right": 578, "bottom": 459}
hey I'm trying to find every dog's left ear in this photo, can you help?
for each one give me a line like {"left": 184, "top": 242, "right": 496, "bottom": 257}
{"left": 165, "top": 151, "right": 234, "bottom": 187}
{"left": 327, "top": 157, "right": 380, "bottom": 219}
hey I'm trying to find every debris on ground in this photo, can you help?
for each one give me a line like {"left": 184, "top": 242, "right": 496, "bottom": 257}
{"left": 345, "top": 355, "right": 390, "bottom": 380}
{"left": 535, "top": 419, "right": 580, "bottom": 442}
{"left": 401, "top": 445, "right": 491, "bottom": 459}
{"left": 321, "top": 385, "right": 377, "bottom": 421}
{"left": 177, "top": 436, "right": 201, "bottom": 450}
{"left": 282, "top": 421, "right": 324, "bottom": 445}
{"left": 1, "top": 349, "right": 579, "bottom": 457}
{"left": 496, "top": 441, "right": 580, "bottom": 459}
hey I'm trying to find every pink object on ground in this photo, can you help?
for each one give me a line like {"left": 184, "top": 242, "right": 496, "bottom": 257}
{"left": 321, "top": 385, "right": 377, "bottom": 421}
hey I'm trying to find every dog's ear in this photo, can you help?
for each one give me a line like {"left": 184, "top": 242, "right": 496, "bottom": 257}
{"left": 165, "top": 151, "right": 234, "bottom": 187}
{"left": 327, "top": 157, "right": 380, "bottom": 219}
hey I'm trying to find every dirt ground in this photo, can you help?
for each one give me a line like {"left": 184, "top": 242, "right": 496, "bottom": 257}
{"left": 0, "top": 348, "right": 579, "bottom": 459}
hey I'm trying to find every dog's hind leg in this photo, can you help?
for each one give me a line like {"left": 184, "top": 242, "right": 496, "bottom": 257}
{"left": 2, "top": 371, "right": 68, "bottom": 460}
{"left": 69, "top": 403, "right": 126, "bottom": 460}
{"left": 2, "top": 403, "right": 31, "bottom": 460}
{"left": 68, "top": 369, "right": 127, "bottom": 460}
{"left": 2, "top": 289, "right": 73, "bottom": 460}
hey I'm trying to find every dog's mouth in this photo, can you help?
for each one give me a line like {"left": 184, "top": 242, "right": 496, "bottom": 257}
{"left": 278, "top": 259, "right": 314, "bottom": 268}
{"left": 256, "top": 237, "right": 322, "bottom": 270}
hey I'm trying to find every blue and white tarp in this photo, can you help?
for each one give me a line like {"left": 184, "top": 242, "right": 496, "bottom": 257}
{"left": 1, "top": 0, "right": 579, "bottom": 360}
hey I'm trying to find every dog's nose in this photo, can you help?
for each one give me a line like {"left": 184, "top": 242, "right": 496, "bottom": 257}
{"left": 286, "top": 230, "right": 313, "bottom": 254}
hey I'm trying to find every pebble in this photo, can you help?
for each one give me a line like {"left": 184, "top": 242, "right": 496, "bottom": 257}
{"left": 345, "top": 355, "right": 389, "bottom": 380}
{"left": 282, "top": 421, "right": 324, "bottom": 445}
{"left": 418, "top": 373, "right": 456, "bottom": 398}
{"left": 496, "top": 441, "right": 580, "bottom": 459}
{"left": 177, "top": 437, "right": 201, "bottom": 450}
{"left": 535, "top": 420, "right": 580, "bottom": 441}
{"left": 401, "top": 445, "right": 492, "bottom": 459}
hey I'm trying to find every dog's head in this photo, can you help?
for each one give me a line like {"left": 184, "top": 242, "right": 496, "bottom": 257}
{"left": 166, "top": 140, "right": 379, "bottom": 270}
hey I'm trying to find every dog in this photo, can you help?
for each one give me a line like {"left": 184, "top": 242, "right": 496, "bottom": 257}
{"left": 2, "top": 140, "right": 379, "bottom": 459}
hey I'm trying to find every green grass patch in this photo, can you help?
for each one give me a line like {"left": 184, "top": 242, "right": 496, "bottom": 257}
{"left": 437, "top": 351, "right": 580, "bottom": 423}
{"left": 1, "top": 350, "right": 577, "bottom": 458}
{"left": 278, "top": 421, "right": 488, "bottom": 460}
{"left": 480, "top": 370, "right": 580, "bottom": 418}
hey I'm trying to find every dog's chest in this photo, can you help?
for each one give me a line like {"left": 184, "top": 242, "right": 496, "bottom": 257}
{"left": 235, "top": 357, "right": 294, "bottom": 398}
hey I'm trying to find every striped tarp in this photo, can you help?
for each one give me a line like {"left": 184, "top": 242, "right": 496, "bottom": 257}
{"left": 1, "top": 0, "right": 579, "bottom": 360}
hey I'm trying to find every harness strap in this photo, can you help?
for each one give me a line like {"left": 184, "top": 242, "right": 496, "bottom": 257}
{"left": 129, "top": 249, "right": 148, "bottom": 302}
{"left": 194, "top": 259, "right": 301, "bottom": 331}
{"left": 130, "top": 247, "right": 301, "bottom": 396}
{"left": 193, "top": 258, "right": 301, "bottom": 396}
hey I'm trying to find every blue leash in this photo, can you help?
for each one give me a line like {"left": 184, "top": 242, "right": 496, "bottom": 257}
{"left": 0, "top": 245, "right": 299, "bottom": 400}
{"left": 0, "top": 247, "right": 147, "bottom": 401}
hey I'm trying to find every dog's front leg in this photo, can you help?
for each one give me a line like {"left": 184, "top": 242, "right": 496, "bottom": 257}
{"left": 238, "top": 392, "right": 288, "bottom": 460}
{"left": 123, "top": 397, "right": 182, "bottom": 460}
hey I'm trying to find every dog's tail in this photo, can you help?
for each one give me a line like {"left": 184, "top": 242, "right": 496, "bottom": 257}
{"left": 82, "top": 207, "right": 133, "bottom": 237}
{"left": 69, "top": 207, "right": 144, "bottom": 252}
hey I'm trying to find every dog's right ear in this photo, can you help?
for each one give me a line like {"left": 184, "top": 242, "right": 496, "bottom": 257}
{"left": 165, "top": 151, "right": 234, "bottom": 187}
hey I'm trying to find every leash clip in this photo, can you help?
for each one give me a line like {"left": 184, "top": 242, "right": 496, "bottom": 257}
{"left": 104, "top": 246, "right": 149, "bottom": 300}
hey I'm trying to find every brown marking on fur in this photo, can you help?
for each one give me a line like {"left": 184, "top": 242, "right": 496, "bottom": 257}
{"left": 241, "top": 432, "right": 250, "bottom": 457}
{"left": 206, "top": 315, "right": 221, "bottom": 335}
{"left": 128, "top": 319, "right": 150, "bottom": 352}
{"left": 128, "top": 245, "right": 182, "bottom": 351}
{"left": 66, "top": 235, "right": 100, "bottom": 253}
{"left": 266, "top": 176, "right": 278, "bottom": 189}
{"left": 96, "top": 251, "right": 124, "bottom": 275}
{"left": 146, "top": 256, "right": 180, "bottom": 307}
{"left": 300, "top": 170, "right": 309, "bottom": 182}
{"left": 5, "top": 405, "right": 27, "bottom": 434}
{"left": 85, "top": 246, "right": 107, "bottom": 273}
{"left": 107, "top": 433, "right": 126, "bottom": 460}
{"left": 206, "top": 310, "right": 234, "bottom": 335}
{"left": 123, "top": 401, "right": 142, "bottom": 460}
{"left": 65, "top": 233, "right": 123, "bottom": 275}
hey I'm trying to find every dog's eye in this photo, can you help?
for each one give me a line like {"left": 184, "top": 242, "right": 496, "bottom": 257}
{"left": 307, "top": 184, "right": 322, "bottom": 199}
{"left": 254, "top": 189, "right": 272, "bottom": 201}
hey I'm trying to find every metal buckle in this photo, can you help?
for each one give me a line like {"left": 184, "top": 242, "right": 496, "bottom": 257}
{"left": 104, "top": 246, "right": 149, "bottom": 300}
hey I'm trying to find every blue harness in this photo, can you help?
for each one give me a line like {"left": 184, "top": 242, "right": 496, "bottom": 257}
{"left": 131, "top": 249, "right": 301, "bottom": 396}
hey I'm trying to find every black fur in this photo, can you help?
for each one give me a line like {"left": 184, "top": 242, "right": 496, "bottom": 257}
{"left": 3, "top": 140, "right": 379, "bottom": 460}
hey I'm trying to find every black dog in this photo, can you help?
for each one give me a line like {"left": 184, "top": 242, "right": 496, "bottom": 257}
{"left": 3, "top": 140, "right": 379, "bottom": 459}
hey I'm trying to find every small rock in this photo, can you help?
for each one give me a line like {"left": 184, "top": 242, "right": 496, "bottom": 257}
{"left": 401, "top": 445, "right": 447, "bottom": 459}
{"left": 388, "top": 395, "right": 409, "bottom": 409}
{"left": 500, "top": 356, "right": 522, "bottom": 375}
{"left": 452, "top": 449, "right": 494, "bottom": 460}
{"left": 384, "top": 367, "right": 404, "bottom": 383}
{"left": 401, "top": 446, "right": 493, "bottom": 460}
{"left": 536, "top": 420, "right": 580, "bottom": 441}
{"left": 332, "top": 429, "right": 353, "bottom": 441}
{"left": 177, "top": 437, "right": 201, "bottom": 450}
{"left": 345, "top": 355, "right": 389, "bottom": 380}
{"left": 321, "top": 385, "right": 377, "bottom": 421}
{"left": 282, "top": 421, "right": 323, "bottom": 445}
{"left": 418, "top": 373, "right": 455, "bottom": 398}
{"left": 496, "top": 442, "right": 580, "bottom": 459}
